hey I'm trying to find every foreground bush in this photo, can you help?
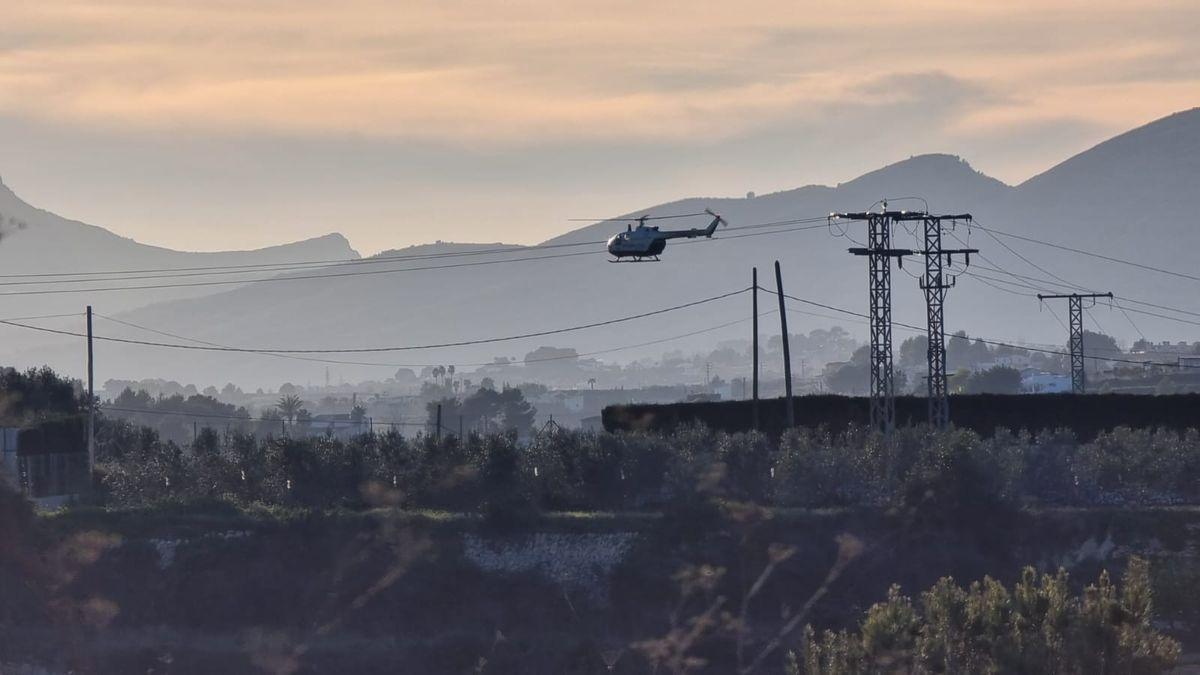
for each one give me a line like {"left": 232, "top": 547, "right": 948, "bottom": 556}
{"left": 795, "top": 557, "right": 1180, "bottom": 674}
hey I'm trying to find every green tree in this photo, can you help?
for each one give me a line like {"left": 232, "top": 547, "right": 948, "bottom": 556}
{"left": 498, "top": 386, "right": 537, "bottom": 436}
{"left": 425, "top": 397, "right": 462, "bottom": 433}
{"left": 277, "top": 394, "right": 304, "bottom": 423}
{"left": 898, "top": 335, "right": 929, "bottom": 371}
{"left": 964, "top": 365, "right": 1023, "bottom": 394}
{"left": 825, "top": 345, "right": 870, "bottom": 395}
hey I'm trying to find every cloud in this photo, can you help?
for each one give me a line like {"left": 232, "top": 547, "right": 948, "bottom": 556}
{"left": 0, "top": 0, "right": 1195, "bottom": 149}
{"left": 0, "top": 0, "right": 1197, "bottom": 257}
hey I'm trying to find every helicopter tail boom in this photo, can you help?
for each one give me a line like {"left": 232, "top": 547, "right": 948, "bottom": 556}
{"left": 701, "top": 209, "right": 726, "bottom": 238}
{"left": 655, "top": 210, "right": 727, "bottom": 240}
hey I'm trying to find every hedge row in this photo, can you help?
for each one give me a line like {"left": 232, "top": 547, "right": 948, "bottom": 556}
{"left": 603, "top": 393, "right": 1200, "bottom": 439}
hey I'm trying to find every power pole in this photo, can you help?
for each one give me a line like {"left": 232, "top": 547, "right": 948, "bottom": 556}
{"left": 1037, "top": 292, "right": 1112, "bottom": 394}
{"left": 832, "top": 207, "right": 914, "bottom": 434}
{"left": 912, "top": 213, "right": 975, "bottom": 429}
{"left": 752, "top": 267, "right": 760, "bottom": 431}
{"left": 436, "top": 403, "right": 442, "bottom": 441}
{"left": 774, "top": 261, "right": 795, "bottom": 428}
{"left": 86, "top": 305, "right": 95, "bottom": 478}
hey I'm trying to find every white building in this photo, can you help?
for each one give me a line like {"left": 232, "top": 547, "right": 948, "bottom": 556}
{"left": 1021, "top": 371, "right": 1071, "bottom": 394}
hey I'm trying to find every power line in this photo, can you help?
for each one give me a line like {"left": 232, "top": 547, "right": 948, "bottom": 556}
{"left": 0, "top": 244, "right": 600, "bottom": 285}
{"left": 763, "top": 287, "right": 1200, "bottom": 371}
{"left": 0, "top": 249, "right": 602, "bottom": 296}
{"left": 96, "top": 309, "right": 771, "bottom": 369}
{"left": 1112, "top": 298, "right": 1147, "bottom": 341}
{"left": 0, "top": 220, "right": 830, "bottom": 297}
{"left": 0, "top": 288, "right": 750, "bottom": 353}
{"left": 973, "top": 224, "right": 1200, "bottom": 285}
{"left": 0, "top": 241, "right": 594, "bottom": 281}
{"left": 17, "top": 285, "right": 1200, "bottom": 377}
{"left": 0, "top": 312, "right": 82, "bottom": 322}
{"left": 964, "top": 269, "right": 1200, "bottom": 329}
{"left": 969, "top": 217, "right": 1080, "bottom": 290}
{"left": 941, "top": 228, "right": 1200, "bottom": 335}
{"left": 0, "top": 215, "right": 831, "bottom": 285}
{"left": 961, "top": 260, "right": 1200, "bottom": 324}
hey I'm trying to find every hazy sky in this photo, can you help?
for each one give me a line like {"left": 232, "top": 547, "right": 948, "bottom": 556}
{"left": 1, "top": 0, "right": 1197, "bottom": 254}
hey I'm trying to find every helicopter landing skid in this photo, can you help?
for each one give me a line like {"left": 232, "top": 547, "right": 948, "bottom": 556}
{"left": 608, "top": 256, "right": 660, "bottom": 263}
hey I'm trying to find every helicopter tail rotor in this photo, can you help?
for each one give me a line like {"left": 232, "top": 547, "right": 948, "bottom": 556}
{"left": 702, "top": 208, "right": 726, "bottom": 237}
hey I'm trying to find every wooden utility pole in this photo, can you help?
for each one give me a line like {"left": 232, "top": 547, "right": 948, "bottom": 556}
{"left": 435, "top": 403, "right": 442, "bottom": 441}
{"left": 774, "top": 261, "right": 795, "bottom": 428}
{"left": 752, "top": 267, "right": 760, "bottom": 430}
{"left": 86, "top": 306, "right": 95, "bottom": 477}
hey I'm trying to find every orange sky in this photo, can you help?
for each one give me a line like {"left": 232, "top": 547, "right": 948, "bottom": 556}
{"left": 1, "top": 0, "right": 1197, "bottom": 252}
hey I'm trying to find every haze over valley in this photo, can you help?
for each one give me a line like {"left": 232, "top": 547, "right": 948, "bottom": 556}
{"left": 2, "top": 108, "right": 1198, "bottom": 390}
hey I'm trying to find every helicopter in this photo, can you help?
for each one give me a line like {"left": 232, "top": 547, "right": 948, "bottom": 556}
{"left": 605, "top": 209, "right": 726, "bottom": 261}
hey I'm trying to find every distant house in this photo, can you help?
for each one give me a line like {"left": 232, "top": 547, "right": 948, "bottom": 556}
{"left": 1179, "top": 355, "right": 1200, "bottom": 369}
{"left": 298, "top": 413, "right": 370, "bottom": 438}
{"left": 1021, "top": 371, "right": 1071, "bottom": 394}
{"left": 0, "top": 420, "right": 89, "bottom": 508}
{"left": 1131, "top": 339, "right": 1198, "bottom": 358}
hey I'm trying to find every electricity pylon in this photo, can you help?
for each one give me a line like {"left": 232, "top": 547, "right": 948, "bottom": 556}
{"left": 1037, "top": 292, "right": 1113, "bottom": 394}
{"left": 831, "top": 207, "right": 913, "bottom": 434}
{"left": 913, "top": 214, "right": 975, "bottom": 428}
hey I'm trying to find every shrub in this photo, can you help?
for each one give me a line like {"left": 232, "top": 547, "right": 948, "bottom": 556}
{"left": 478, "top": 431, "right": 538, "bottom": 528}
{"left": 796, "top": 557, "right": 1180, "bottom": 674}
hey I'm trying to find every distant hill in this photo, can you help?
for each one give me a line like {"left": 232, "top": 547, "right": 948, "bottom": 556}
{"left": 1015, "top": 107, "right": 1200, "bottom": 261}
{"left": 0, "top": 178, "right": 359, "bottom": 307}
{"left": 0, "top": 178, "right": 358, "bottom": 354}
{"left": 9, "top": 108, "right": 1200, "bottom": 388}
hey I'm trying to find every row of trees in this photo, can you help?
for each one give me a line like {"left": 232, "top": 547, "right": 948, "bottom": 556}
{"left": 94, "top": 422, "right": 1200, "bottom": 513}
{"left": 824, "top": 329, "right": 1121, "bottom": 395}
{"left": 425, "top": 385, "right": 537, "bottom": 437}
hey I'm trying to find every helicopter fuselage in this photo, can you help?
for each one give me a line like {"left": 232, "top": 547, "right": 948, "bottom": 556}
{"left": 606, "top": 227, "right": 669, "bottom": 258}
{"left": 606, "top": 212, "right": 723, "bottom": 260}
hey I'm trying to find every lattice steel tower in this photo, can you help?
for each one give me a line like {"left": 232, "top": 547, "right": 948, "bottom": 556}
{"left": 832, "top": 207, "right": 913, "bottom": 433}
{"left": 1037, "top": 292, "right": 1112, "bottom": 394}
{"left": 912, "top": 214, "right": 975, "bottom": 428}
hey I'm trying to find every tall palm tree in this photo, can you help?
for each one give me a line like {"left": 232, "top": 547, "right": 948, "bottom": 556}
{"left": 277, "top": 394, "right": 303, "bottom": 424}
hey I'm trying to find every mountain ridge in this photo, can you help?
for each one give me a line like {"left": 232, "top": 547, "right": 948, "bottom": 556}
{"left": 7, "top": 107, "right": 1200, "bottom": 386}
